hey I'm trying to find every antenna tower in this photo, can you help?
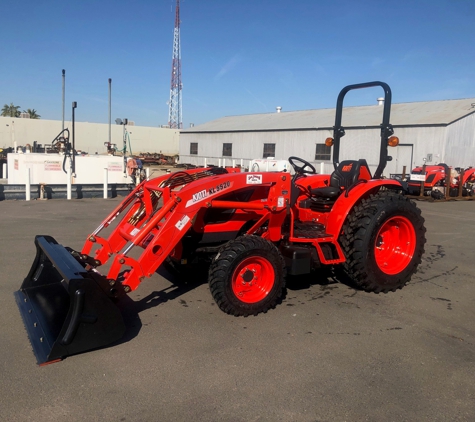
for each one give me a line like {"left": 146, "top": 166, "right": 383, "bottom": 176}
{"left": 168, "top": 0, "right": 182, "bottom": 129}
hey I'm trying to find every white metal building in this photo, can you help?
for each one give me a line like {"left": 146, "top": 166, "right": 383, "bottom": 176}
{"left": 0, "top": 117, "right": 179, "bottom": 156}
{"left": 179, "top": 98, "right": 475, "bottom": 176}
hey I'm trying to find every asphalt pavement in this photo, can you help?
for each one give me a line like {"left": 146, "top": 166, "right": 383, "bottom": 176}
{"left": 0, "top": 197, "right": 474, "bottom": 421}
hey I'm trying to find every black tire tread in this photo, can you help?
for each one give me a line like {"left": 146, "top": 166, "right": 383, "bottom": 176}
{"left": 339, "top": 190, "right": 426, "bottom": 293}
{"left": 208, "top": 235, "right": 286, "bottom": 316}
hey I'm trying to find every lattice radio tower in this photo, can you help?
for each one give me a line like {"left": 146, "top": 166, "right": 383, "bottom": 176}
{"left": 168, "top": 0, "right": 182, "bottom": 129}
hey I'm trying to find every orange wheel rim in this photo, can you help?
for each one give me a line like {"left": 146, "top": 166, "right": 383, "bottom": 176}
{"left": 374, "top": 216, "right": 416, "bottom": 275}
{"left": 231, "top": 256, "right": 275, "bottom": 303}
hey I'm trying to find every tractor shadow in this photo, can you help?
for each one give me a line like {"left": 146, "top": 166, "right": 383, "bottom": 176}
{"left": 114, "top": 263, "right": 208, "bottom": 345}
{"left": 112, "top": 265, "right": 357, "bottom": 348}
{"left": 286, "top": 267, "right": 339, "bottom": 291}
{"left": 285, "top": 267, "right": 361, "bottom": 304}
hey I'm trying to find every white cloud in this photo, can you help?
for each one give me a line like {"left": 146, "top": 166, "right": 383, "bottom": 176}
{"left": 215, "top": 54, "right": 243, "bottom": 80}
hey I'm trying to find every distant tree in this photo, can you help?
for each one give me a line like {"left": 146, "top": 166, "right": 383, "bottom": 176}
{"left": 1, "top": 103, "right": 21, "bottom": 117}
{"left": 23, "top": 108, "right": 41, "bottom": 119}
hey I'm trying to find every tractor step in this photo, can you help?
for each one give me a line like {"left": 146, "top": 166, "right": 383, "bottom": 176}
{"left": 293, "top": 221, "right": 330, "bottom": 239}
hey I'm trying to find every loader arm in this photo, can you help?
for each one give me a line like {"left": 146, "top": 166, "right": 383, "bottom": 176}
{"left": 82, "top": 169, "right": 291, "bottom": 292}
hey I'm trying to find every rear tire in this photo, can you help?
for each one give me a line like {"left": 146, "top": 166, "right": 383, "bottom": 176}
{"left": 208, "top": 236, "right": 286, "bottom": 316}
{"left": 339, "top": 191, "right": 426, "bottom": 293}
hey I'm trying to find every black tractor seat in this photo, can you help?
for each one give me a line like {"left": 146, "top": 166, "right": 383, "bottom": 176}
{"left": 311, "top": 186, "right": 341, "bottom": 199}
{"left": 310, "top": 159, "right": 372, "bottom": 199}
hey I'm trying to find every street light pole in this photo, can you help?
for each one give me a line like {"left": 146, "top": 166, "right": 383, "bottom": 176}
{"left": 62, "top": 69, "right": 66, "bottom": 131}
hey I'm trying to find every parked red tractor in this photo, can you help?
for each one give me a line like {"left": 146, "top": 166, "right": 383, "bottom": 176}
{"left": 15, "top": 82, "right": 427, "bottom": 365}
{"left": 408, "top": 163, "right": 475, "bottom": 199}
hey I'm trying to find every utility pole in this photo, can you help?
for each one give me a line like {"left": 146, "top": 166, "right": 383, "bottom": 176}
{"left": 108, "top": 78, "right": 112, "bottom": 145}
{"left": 168, "top": 0, "right": 182, "bottom": 129}
{"left": 62, "top": 69, "right": 66, "bottom": 131}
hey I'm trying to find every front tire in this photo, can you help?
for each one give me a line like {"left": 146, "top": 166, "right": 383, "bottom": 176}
{"left": 339, "top": 191, "right": 426, "bottom": 293}
{"left": 208, "top": 236, "right": 286, "bottom": 316}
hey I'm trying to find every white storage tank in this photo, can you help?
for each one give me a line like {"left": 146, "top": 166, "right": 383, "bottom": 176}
{"left": 248, "top": 158, "right": 293, "bottom": 174}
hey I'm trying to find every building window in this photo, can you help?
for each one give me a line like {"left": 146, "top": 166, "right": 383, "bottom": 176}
{"left": 190, "top": 142, "right": 198, "bottom": 155}
{"left": 263, "top": 143, "right": 275, "bottom": 158}
{"left": 222, "top": 143, "right": 232, "bottom": 157}
{"left": 315, "top": 143, "right": 331, "bottom": 161}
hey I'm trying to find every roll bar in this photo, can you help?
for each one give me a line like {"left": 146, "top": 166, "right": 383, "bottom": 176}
{"left": 331, "top": 81, "right": 394, "bottom": 179}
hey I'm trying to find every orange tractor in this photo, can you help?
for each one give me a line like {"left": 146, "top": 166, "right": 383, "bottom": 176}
{"left": 408, "top": 163, "right": 475, "bottom": 199}
{"left": 15, "top": 82, "right": 426, "bottom": 365}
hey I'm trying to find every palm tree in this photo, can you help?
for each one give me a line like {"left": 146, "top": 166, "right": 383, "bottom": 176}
{"left": 23, "top": 108, "right": 41, "bottom": 119}
{"left": 1, "top": 103, "right": 21, "bottom": 117}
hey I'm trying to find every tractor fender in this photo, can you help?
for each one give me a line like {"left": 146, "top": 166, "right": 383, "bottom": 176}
{"left": 462, "top": 167, "right": 475, "bottom": 184}
{"left": 325, "top": 179, "right": 404, "bottom": 237}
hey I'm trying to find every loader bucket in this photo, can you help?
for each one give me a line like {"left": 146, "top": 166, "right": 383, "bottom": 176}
{"left": 14, "top": 235, "right": 126, "bottom": 365}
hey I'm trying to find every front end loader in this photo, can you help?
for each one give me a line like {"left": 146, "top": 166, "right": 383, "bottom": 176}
{"left": 14, "top": 236, "right": 125, "bottom": 365}
{"left": 16, "top": 82, "right": 426, "bottom": 365}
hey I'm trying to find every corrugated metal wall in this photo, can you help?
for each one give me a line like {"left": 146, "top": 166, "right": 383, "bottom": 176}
{"left": 179, "top": 123, "right": 453, "bottom": 176}
{"left": 445, "top": 113, "right": 475, "bottom": 167}
{"left": 384, "top": 126, "right": 447, "bottom": 172}
{"left": 180, "top": 129, "right": 333, "bottom": 172}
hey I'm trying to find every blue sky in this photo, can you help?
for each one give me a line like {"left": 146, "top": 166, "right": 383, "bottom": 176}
{"left": 1, "top": 0, "right": 474, "bottom": 128}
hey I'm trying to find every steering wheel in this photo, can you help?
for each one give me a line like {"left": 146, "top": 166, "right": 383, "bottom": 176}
{"left": 288, "top": 156, "right": 316, "bottom": 175}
